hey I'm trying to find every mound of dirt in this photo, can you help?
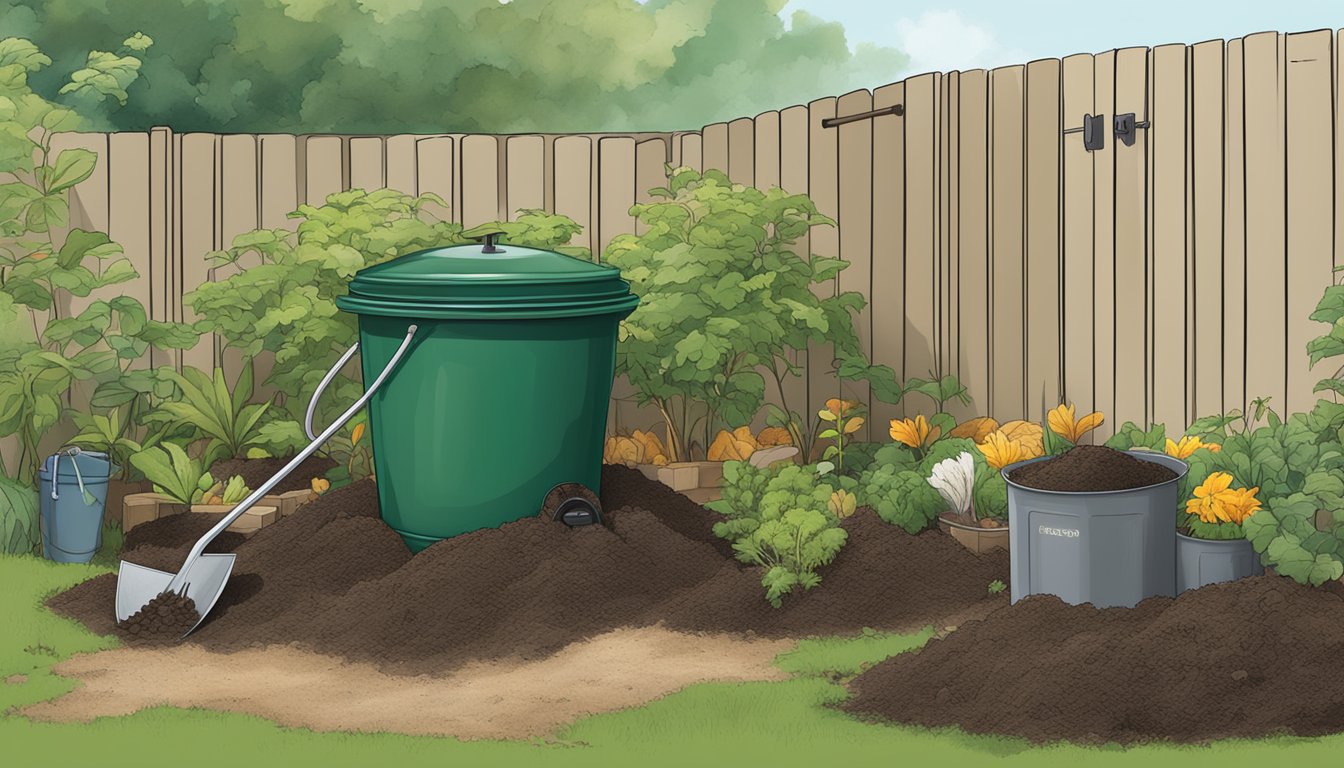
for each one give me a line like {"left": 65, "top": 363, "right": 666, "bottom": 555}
{"left": 49, "top": 465, "right": 1008, "bottom": 675}
{"left": 844, "top": 576, "right": 1344, "bottom": 744}
{"left": 1007, "top": 444, "right": 1177, "bottom": 491}
{"left": 210, "top": 455, "right": 336, "bottom": 494}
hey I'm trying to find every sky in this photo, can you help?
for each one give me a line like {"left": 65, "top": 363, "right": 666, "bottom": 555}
{"left": 782, "top": 0, "right": 1344, "bottom": 75}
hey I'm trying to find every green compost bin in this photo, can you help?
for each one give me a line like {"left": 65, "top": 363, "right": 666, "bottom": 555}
{"left": 334, "top": 234, "right": 639, "bottom": 552}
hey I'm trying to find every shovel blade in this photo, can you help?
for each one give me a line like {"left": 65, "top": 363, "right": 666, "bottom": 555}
{"left": 115, "top": 553, "right": 237, "bottom": 637}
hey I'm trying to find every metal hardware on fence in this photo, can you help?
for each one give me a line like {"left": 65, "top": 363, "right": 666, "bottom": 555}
{"left": 821, "top": 103, "right": 904, "bottom": 128}
{"left": 1063, "top": 113, "right": 1106, "bottom": 151}
{"left": 1113, "top": 113, "right": 1151, "bottom": 146}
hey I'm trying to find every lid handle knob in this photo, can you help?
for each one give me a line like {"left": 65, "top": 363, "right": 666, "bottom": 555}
{"left": 463, "top": 225, "right": 505, "bottom": 254}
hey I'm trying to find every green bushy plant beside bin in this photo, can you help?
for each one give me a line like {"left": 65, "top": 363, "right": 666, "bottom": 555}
{"left": 0, "top": 35, "right": 200, "bottom": 486}
{"left": 605, "top": 167, "right": 873, "bottom": 462}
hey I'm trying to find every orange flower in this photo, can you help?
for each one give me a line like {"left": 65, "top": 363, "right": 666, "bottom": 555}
{"left": 821, "top": 398, "right": 860, "bottom": 420}
{"left": 889, "top": 415, "right": 939, "bottom": 449}
{"left": 1047, "top": 403, "right": 1105, "bottom": 443}
{"left": 351, "top": 422, "right": 366, "bottom": 446}
{"left": 1165, "top": 435, "right": 1220, "bottom": 459}
{"left": 977, "top": 430, "right": 1031, "bottom": 470}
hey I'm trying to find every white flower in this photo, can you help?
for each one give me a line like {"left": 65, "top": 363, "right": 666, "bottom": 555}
{"left": 927, "top": 452, "right": 976, "bottom": 519}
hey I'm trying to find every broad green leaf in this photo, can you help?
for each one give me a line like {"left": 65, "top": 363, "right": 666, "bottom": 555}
{"left": 46, "top": 149, "right": 97, "bottom": 195}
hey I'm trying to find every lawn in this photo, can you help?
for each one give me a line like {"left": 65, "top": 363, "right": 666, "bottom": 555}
{"left": 2, "top": 554, "right": 1340, "bottom": 767}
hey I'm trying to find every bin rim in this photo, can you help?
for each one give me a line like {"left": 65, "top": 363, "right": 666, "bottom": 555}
{"left": 1000, "top": 449, "right": 1187, "bottom": 495}
{"left": 335, "top": 291, "right": 640, "bottom": 320}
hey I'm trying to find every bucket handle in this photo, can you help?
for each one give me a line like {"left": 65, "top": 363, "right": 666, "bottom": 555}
{"left": 169, "top": 324, "right": 419, "bottom": 592}
{"left": 47, "top": 446, "right": 109, "bottom": 503}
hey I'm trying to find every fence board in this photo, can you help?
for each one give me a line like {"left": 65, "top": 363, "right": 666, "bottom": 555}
{"left": 505, "top": 135, "right": 545, "bottom": 218}
{"left": 258, "top": 135, "right": 297, "bottom": 228}
{"left": 180, "top": 134, "right": 218, "bottom": 373}
{"left": 1191, "top": 40, "right": 1225, "bottom": 420}
{"left": 679, "top": 133, "right": 702, "bottom": 172}
{"left": 219, "top": 134, "right": 260, "bottom": 380}
{"left": 753, "top": 111, "right": 781, "bottom": 189}
{"left": 1285, "top": 30, "right": 1334, "bottom": 412}
{"left": 871, "top": 82, "right": 906, "bottom": 429}
{"left": 1223, "top": 38, "right": 1248, "bottom": 417}
{"left": 1025, "top": 58, "right": 1062, "bottom": 422}
{"left": 989, "top": 66, "right": 1025, "bottom": 420}
{"left": 385, "top": 134, "right": 417, "bottom": 195}
{"left": 904, "top": 75, "right": 940, "bottom": 415}
{"left": 460, "top": 134, "right": 499, "bottom": 227}
{"left": 837, "top": 89, "right": 873, "bottom": 439}
{"left": 1150, "top": 43, "right": 1188, "bottom": 431}
{"left": 942, "top": 73, "right": 970, "bottom": 423}
{"left": 349, "top": 136, "right": 384, "bottom": 190}
{"left": 1061, "top": 54, "right": 1095, "bottom": 423}
{"left": 304, "top": 135, "right": 343, "bottom": 205}
{"left": 1242, "top": 32, "right": 1287, "bottom": 414}
{"left": 727, "top": 117, "right": 755, "bottom": 186}
{"left": 1338, "top": 29, "right": 1344, "bottom": 273}
{"left": 553, "top": 136, "right": 593, "bottom": 251}
{"left": 956, "top": 72, "right": 990, "bottom": 419}
{"left": 597, "top": 137, "right": 636, "bottom": 260}
{"left": 806, "top": 97, "right": 839, "bottom": 445}
{"left": 778, "top": 104, "right": 811, "bottom": 430}
{"left": 1113, "top": 47, "right": 1148, "bottom": 430}
{"left": 702, "top": 122, "right": 728, "bottom": 173}
{"left": 1093, "top": 50, "right": 1118, "bottom": 435}
{"left": 415, "top": 136, "right": 454, "bottom": 223}
{"left": 634, "top": 138, "right": 666, "bottom": 205}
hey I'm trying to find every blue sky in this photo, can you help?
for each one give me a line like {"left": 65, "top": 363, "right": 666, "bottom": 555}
{"left": 783, "top": 0, "right": 1343, "bottom": 74}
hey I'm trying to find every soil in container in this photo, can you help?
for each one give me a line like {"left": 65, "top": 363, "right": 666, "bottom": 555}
{"left": 1007, "top": 445, "right": 1176, "bottom": 492}
{"left": 48, "top": 466, "right": 1010, "bottom": 675}
{"left": 844, "top": 575, "right": 1344, "bottom": 744}
{"left": 210, "top": 455, "right": 337, "bottom": 495}
{"left": 117, "top": 591, "right": 200, "bottom": 645}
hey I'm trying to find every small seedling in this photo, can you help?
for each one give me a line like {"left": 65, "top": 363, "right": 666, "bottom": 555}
{"left": 988, "top": 579, "right": 1007, "bottom": 595}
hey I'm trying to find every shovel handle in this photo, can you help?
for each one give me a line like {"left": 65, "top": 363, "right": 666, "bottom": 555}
{"left": 168, "top": 324, "right": 419, "bottom": 592}
{"left": 304, "top": 339, "right": 364, "bottom": 442}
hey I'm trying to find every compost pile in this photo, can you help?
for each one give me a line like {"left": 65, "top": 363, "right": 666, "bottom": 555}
{"left": 845, "top": 576, "right": 1344, "bottom": 744}
{"left": 1007, "top": 444, "right": 1176, "bottom": 491}
{"left": 48, "top": 466, "right": 1007, "bottom": 674}
{"left": 116, "top": 591, "right": 201, "bottom": 645}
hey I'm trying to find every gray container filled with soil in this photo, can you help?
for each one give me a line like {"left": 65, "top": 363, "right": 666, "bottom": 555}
{"left": 1003, "top": 446, "right": 1187, "bottom": 608}
{"left": 1175, "top": 532, "right": 1262, "bottom": 592}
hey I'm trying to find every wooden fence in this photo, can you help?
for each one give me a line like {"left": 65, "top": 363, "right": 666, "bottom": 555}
{"left": 25, "top": 27, "right": 1344, "bottom": 458}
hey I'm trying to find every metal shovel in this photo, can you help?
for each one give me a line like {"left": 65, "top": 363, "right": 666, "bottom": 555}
{"left": 115, "top": 324, "right": 419, "bottom": 636}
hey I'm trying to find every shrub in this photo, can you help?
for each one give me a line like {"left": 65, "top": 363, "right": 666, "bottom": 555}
{"left": 857, "top": 463, "right": 945, "bottom": 534}
{"left": 708, "top": 460, "right": 854, "bottom": 607}
{"left": 605, "top": 167, "right": 865, "bottom": 462}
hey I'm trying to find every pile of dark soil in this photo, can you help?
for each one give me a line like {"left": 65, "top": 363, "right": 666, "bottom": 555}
{"left": 845, "top": 576, "right": 1344, "bottom": 744}
{"left": 49, "top": 465, "right": 1008, "bottom": 675}
{"left": 210, "top": 455, "right": 336, "bottom": 494}
{"left": 117, "top": 591, "right": 200, "bottom": 644}
{"left": 1008, "top": 445, "right": 1176, "bottom": 492}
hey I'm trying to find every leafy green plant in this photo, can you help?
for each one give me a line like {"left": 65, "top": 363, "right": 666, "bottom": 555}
{"left": 128, "top": 442, "right": 210, "bottom": 506}
{"left": 1105, "top": 421, "right": 1168, "bottom": 451}
{"left": 606, "top": 167, "right": 866, "bottom": 462}
{"left": 817, "top": 398, "right": 864, "bottom": 475}
{"left": 0, "top": 35, "right": 197, "bottom": 484}
{"left": 0, "top": 474, "right": 40, "bottom": 555}
{"left": 1244, "top": 493, "right": 1344, "bottom": 585}
{"left": 144, "top": 360, "right": 280, "bottom": 467}
{"left": 708, "top": 460, "right": 854, "bottom": 607}
{"left": 857, "top": 463, "right": 946, "bottom": 534}
{"left": 67, "top": 408, "right": 158, "bottom": 482}
{"left": 987, "top": 579, "right": 1007, "bottom": 595}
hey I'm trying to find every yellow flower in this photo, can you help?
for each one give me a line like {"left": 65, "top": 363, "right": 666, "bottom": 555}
{"left": 1186, "top": 472, "right": 1235, "bottom": 524}
{"left": 1220, "top": 486, "right": 1262, "bottom": 525}
{"left": 1047, "top": 403, "right": 1105, "bottom": 443}
{"left": 889, "top": 415, "right": 939, "bottom": 449}
{"left": 977, "top": 430, "right": 1029, "bottom": 470}
{"left": 351, "top": 422, "right": 366, "bottom": 446}
{"left": 1165, "top": 435, "right": 1221, "bottom": 459}
{"left": 311, "top": 477, "right": 331, "bottom": 495}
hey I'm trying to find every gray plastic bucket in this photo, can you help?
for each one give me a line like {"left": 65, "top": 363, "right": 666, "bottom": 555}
{"left": 38, "top": 450, "right": 115, "bottom": 564}
{"left": 1176, "top": 532, "right": 1262, "bottom": 592}
{"left": 1004, "top": 450, "right": 1187, "bottom": 608}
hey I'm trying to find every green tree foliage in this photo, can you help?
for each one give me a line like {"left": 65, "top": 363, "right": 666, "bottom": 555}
{"left": 5, "top": 0, "right": 906, "bottom": 133}
{"left": 0, "top": 473, "right": 39, "bottom": 554}
{"left": 606, "top": 167, "right": 864, "bottom": 461}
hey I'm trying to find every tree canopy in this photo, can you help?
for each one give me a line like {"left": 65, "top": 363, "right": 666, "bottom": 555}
{"left": 2, "top": 0, "right": 906, "bottom": 133}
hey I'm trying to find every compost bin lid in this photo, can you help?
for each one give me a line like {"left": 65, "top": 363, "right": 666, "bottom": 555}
{"left": 336, "top": 230, "right": 639, "bottom": 320}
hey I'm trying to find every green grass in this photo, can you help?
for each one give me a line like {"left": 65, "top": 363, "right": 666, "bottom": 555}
{"left": 3, "top": 553, "right": 1344, "bottom": 766}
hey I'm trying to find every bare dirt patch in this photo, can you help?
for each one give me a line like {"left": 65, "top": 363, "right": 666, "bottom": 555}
{"left": 24, "top": 627, "right": 791, "bottom": 740}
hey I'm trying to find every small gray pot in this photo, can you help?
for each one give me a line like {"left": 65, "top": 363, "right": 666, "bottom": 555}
{"left": 1175, "top": 531, "right": 1262, "bottom": 593}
